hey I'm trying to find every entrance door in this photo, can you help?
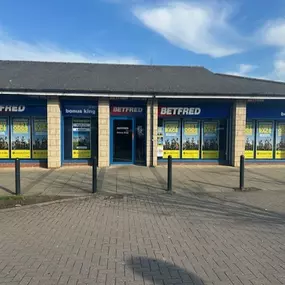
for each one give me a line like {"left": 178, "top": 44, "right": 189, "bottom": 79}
{"left": 112, "top": 118, "right": 133, "bottom": 163}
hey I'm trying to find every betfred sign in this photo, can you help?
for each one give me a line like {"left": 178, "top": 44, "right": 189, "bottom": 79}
{"left": 111, "top": 106, "right": 144, "bottom": 116}
{"left": 159, "top": 107, "right": 201, "bottom": 116}
{"left": 0, "top": 105, "right": 26, "bottom": 112}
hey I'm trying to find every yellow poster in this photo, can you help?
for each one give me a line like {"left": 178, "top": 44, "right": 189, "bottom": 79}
{"left": 163, "top": 150, "right": 180, "bottom": 159}
{"left": 163, "top": 120, "right": 180, "bottom": 159}
{"left": 202, "top": 122, "right": 219, "bottom": 159}
{"left": 11, "top": 150, "right": 31, "bottom": 159}
{"left": 32, "top": 119, "right": 47, "bottom": 159}
{"left": 256, "top": 121, "right": 273, "bottom": 159}
{"left": 33, "top": 150, "right": 48, "bottom": 159}
{"left": 245, "top": 121, "right": 254, "bottom": 159}
{"left": 245, "top": 150, "right": 254, "bottom": 159}
{"left": 72, "top": 119, "right": 91, "bottom": 159}
{"left": 72, "top": 150, "right": 91, "bottom": 159}
{"left": 11, "top": 118, "right": 31, "bottom": 159}
{"left": 276, "top": 123, "right": 285, "bottom": 159}
{"left": 0, "top": 118, "right": 9, "bottom": 159}
{"left": 0, "top": 150, "right": 9, "bottom": 159}
{"left": 202, "top": 150, "right": 219, "bottom": 159}
{"left": 182, "top": 121, "right": 199, "bottom": 159}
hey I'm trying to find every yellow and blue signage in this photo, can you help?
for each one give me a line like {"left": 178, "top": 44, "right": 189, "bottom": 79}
{"left": 163, "top": 120, "right": 180, "bottom": 158}
{"left": 11, "top": 118, "right": 31, "bottom": 159}
{"left": 245, "top": 121, "right": 255, "bottom": 159}
{"left": 0, "top": 117, "right": 9, "bottom": 159}
{"left": 158, "top": 103, "right": 231, "bottom": 118}
{"left": 256, "top": 121, "right": 273, "bottom": 159}
{"left": 182, "top": 121, "right": 200, "bottom": 159}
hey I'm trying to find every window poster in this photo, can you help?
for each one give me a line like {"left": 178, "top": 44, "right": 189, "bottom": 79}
{"left": 202, "top": 122, "right": 219, "bottom": 159}
{"left": 32, "top": 118, "right": 47, "bottom": 159}
{"left": 256, "top": 121, "right": 273, "bottom": 159}
{"left": 157, "top": 126, "right": 163, "bottom": 158}
{"left": 182, "top": 121, "right": 199, "bottom": 159}
{"left": 0, "top": 117, "right": 9, "bottom": 159}
{"left": 72, "top": 118, "right": 91, "bottom": 159}
{"left": 245, "top": 121, "right": 255, "bottom": 159}
{"left": 11, "top": 118, "right": 31, "bottom": 159}
{"left": 163, "top": 120, "right": 180, "bottom": 159}
{"left": 276, "top": 122, "right": 285, "bottom": 159}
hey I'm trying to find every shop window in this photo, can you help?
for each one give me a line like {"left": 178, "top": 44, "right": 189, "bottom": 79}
{"left": 64, "top": 117, "right": 97, "bottom": 160}
{"left": 0, "top": 117, "right": 9, "bottom": 159}
{"left": 256, "top": 121, "right": 274, "bottom": 159}
{"left": 182, "top": 121, "right": 200, "bottom": 159}
{"left": 157, "top": 118, "right": 228, "bottom": 161}
{"left": 11, "top": 118, "right": 31, "bottom": 159}
{"left": 245, "top": 121, "right": 255, "bottom": 159}
{"left": 163, "top": 120, "right": 181, "bottom": 159}
{"left": 202, "top": 121, "right": 219, "bottom": 159}
{"left": 276, "top": 122, "right": 285, "bottom": 159}
{"left": 32, "top": 118, "right": 47, "bottom": 159}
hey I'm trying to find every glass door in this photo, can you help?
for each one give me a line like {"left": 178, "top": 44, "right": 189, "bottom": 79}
{"left": 112, "top": 119, "right": 133, "bottom": 163}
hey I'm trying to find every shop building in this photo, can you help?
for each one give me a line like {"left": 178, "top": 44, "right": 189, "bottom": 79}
{"left": 1, "top": 60, "right": 285, "bottom": 168}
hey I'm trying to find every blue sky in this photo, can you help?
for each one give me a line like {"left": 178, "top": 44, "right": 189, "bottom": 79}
{"left": 1, "top": 0, "right": 285, "bottom": 81}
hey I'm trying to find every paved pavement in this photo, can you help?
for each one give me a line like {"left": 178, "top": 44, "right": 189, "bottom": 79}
{"left": 1, "top": 165, "right": 285, "bottom": 197}
{"left": 0, "top": 190, "right": 285, "bottom": 285}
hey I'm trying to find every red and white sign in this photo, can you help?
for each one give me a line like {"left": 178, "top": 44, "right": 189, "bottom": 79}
{"left": 111, "top": 106, "right": 144, "bottom": 115}
{"left": 158, "top": 107, "right": 201, "bottom": 116}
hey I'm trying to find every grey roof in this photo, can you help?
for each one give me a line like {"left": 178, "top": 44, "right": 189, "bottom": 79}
{"left": 1, "top": 60, "right": 285, "bottom": 96}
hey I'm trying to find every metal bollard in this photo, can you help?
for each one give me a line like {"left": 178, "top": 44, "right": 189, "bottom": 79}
{"left": 167, "top": 155, "right": 172, "bottom": 192}
{"left": 239, "top": 155, "right": 245, "bottom": 190}
{"left": 92, "top": 157, "right": 97, "bottom": 193}
{"left": 15, "top": 159, "right": 21, "bottom": 195}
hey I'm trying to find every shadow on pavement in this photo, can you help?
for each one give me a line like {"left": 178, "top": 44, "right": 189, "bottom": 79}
{"left": 107, "top": 191, "right": 285, "bottom": 227}
{"left": 0, "top": 185, "right": 14, "bottom": 195}
{"left": 156, "top": 192, "right": 285, "bottom": 225}
{"left": 126, "top": 256, "right": 204, "bottom": 285}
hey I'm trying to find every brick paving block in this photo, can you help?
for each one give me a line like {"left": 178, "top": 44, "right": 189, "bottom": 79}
{"left": 1, "top": 185, "right": 285, "bottom": 285}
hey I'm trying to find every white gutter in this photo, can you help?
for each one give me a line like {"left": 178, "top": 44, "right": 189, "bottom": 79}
{"left": 0, "top": 91, "right": 153, "bottom": 98}
{"left": 155, "top": 95, "right": 285, "bottom": 100}
{"left": 1, "top": 91, "right": 285, "bottom": 100}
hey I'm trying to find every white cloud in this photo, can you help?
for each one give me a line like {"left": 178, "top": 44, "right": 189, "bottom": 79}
{"left": 271, "top": 50, "right": 285, "bottom": 81}
{"left": 261, "top": 20, "right": 285, "bottom": 81}
{"left": 225, "top": 64, "right": 257, "bottom": 77}
{"left": 133, "top": 1, "right": 244, "bottom": 58}
{"left": 262, "top": 19, "right": 285, "bottom": 47}
{"left": 0, "top": 28, "right": 142, "bottom": 64}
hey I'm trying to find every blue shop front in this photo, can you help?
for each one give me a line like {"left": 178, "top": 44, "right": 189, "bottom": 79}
{"left": 246, "top": 100, "right": 285, "bottom": 161}
{"left": 157, "top": 100, "right": 232, "bottom": 164}
{"left": 110, "top": 100, "right": 146, "bottom": 165}
{"left": 61, "top": 99, "right": 98, "bottom": 165}
{"left": 0, "top": 96, "right": 47, "bottom": 164}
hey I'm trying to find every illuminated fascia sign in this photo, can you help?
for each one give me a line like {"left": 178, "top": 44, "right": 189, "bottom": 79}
{"left": 159, "top": 107, "right": 201, "bottom": 116}
{"left": 0, "top": 105, "right": 26, "bottom": 112}
{"left": 111, "top": 106, "right": 144, "bottom": 115}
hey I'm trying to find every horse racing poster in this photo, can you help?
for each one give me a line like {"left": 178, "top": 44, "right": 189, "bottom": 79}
{"left": 11, "top": 118, "right": 31, "bottom": 159}
{"left": 182, "top": 121, "right": 199, "bottom": 159}
{"left": 32, "top": 118, "right": 47, "bottom": 159}
{"left": 163, "top": 120, "right": 180, "bottom": 159}
{"left": 0, "top": 117, "right": 9, "bottom": 158}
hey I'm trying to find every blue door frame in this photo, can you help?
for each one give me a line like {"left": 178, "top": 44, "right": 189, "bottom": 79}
{"left": 110, "top": 117, "right": 135, "bottom": 165}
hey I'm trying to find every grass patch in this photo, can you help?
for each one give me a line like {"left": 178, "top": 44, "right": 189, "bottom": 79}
{"left": 0, "top": 195, "right": 25, "bottom": 201}
{"left": 0, "top": 195, "right": 75, "bottom": 209}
